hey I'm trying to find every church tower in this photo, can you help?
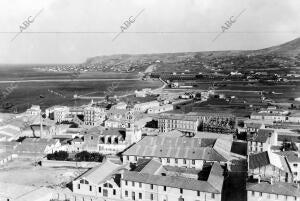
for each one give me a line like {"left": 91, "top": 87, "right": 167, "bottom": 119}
{"left": 125, "top": 110, "right": 142, "bottom": 144}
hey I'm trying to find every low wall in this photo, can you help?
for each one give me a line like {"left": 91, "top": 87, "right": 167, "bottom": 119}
{"left": 41, "top": 160, "right": 100, "bottom": 168}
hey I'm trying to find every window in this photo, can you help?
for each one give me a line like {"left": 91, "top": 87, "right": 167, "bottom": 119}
{"left": 175, "top": 159, "right": 178, "bottom": 163}
{"left": 294, "top": 163, "right": 298, "bottom": 167}
{"left": 151, "top": 184, "right": 154, "bottom": 189}
{"left": 125, "top": 190, "right": 128, "bottom": 197}
{"left": 197, "top": 191, "right": 200, "bottom": 196}
{"left": 150, "top": 193, "right": 154, "bottom": 200}
{"left": 113, "top": 189, "right": 116, "bottom": 195}
{"left": 192, "top": 160, "right": 195, "bottom": 165}
{"left": 89, "top": 185, "right": 92, "bottom": 191}
{"left": 125, "top": 181, "right": 128, "bottom": 185}
{"left": 167, "top": 158, "right": 170, "bottom": 163}
{"left": 259, "top": 192, "right": 262, "bottom": 197}
{"left": 132, "top": 181, "right": 135, "bottom": 187}
{"left": 132, "top": 192, "right": 135, "bottom": 200}
{"left": 127, "top": 156, "right": 129, "bottom": 160}
{"left": 139, "top": 193, "right": 142, "bottom": 199}
{"left": 267, "top": 193, "right": 270, "bottom": 198}
{"left": 211, "top": 193, "right": 215, "bottom": 199}
{"left": 183, "top": 159, "right": 186, "bottom": 164}
{"left": 139, "top": 182, "right": 142, "bottom": 188}
{"left": 180, "top": 188, "right": 183, "bottom": 194}
{"left": 98, "top": 187, "right": 101, "bottom": 193}
{"left": 251, "top": 191, "right": 255, "bottom": 196}
{"left": 276, "top": 194, "right": 279, "bottom": 199}
{"left": 294, "top": 196, "right": 297, "bottom": 201}
{"left": 164, "top": 186, "right": 167, "bottom": 191}
{"left": 77, "top": 184, "right": 80, "bottom": 189}
{"left": 91, "top": 136, "right": 94, "bottom": 140}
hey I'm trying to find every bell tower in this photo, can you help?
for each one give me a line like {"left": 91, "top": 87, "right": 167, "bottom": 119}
{"left": 125, "top": 110, "right": 141, "bottom": 144}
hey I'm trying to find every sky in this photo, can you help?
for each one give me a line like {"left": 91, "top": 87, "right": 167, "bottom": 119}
{"left": 0, "top": 0, "right": 299, "bottom": 64}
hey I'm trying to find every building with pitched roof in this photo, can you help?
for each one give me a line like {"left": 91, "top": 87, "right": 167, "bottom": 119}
{"left": 248, "top": 150, "right": 293, "bottom": 183}
{"left": 72, "top": 159, "right": 128, "bottom": 199}
{"left": 248, "top": 129, "right": 278, "bottom": 154}
{"left": 122, "top": 136, "right": 228, "bottom": 169}
{"left": 122, "top": 159, "right": 224, "bottom": 201}
{"left": 247, "top": 181, "right": 300, "bottom": 201}
{"left": 276, "top": 151, "right": 300, "bottom": 182}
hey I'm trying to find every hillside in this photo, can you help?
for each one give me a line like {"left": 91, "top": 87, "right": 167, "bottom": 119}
{"left": 254, "top": 37, "right": 300, "bottom": 56}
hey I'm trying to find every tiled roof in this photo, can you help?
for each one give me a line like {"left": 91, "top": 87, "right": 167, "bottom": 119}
{"left": 123, "top": 136, "right": 226, "bottom": 161}
{"left": 249, "top": 152, "right": 270, "bottom": 169}
{"left": 247, "top": 182, "right": 300, "bottom": 197}
{"left": 123, "top": 161, "right": 224, "bottom": 193}
{"left": 78, "top": 159, "right": 127, "bottom": 185}
{"left": 251, "top": 129, "right": 274, "bottom": 143}
{"left": 249, "top": 151, "right": 291, "bottom": 173}
{"left": 123, "top": 171, "right": 220, "bottom": 193}
{"left": 278, "top": 135, "right": 300, "bottom": 143}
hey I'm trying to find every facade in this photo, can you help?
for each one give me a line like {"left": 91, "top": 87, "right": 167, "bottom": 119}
{"left": 133, "top": 101, "right": 160, "bottom": 113}
{"left": 122, "top": 136, "right": 227, "bottom": 169}
{"left": 157, "top": 113, "right": 199, "bottom": 134}
{"left": 83, "top": 106, "right": 106, "bottom": 126}
{"left": 25, "top": 105, "right": 41, "bottom": 116}
{"left": 248, "top": 129, "right": 278, "bottom": 154}
{"left": 73, "top": 159, "right": 127, "bottom": 199}
{"left": 247, "top": 181, "right": 300, "bottom": 201}
{"left": 45, "top": 106, "right": 70, "bottom": 123}
{"left": 122, "top": 159, "right": 224, "bottom": 201}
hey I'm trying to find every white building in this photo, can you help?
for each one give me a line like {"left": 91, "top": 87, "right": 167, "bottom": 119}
{"left": 147, "top": 104, "right": 173, "bottom": 114}
{"left": 133, "top": 101, "right": 160, "bottom": 113}
{"left": 83, "top": 106, "right": 106, "bottom": 126}
{"left": 122, "top": 160, "right": 224, "bottom": 201}
{"left": 45, "top": 106, "right": 70, "bottom": 123}
{"left": 72, "top": 159, "right": 128, "bottom": 199}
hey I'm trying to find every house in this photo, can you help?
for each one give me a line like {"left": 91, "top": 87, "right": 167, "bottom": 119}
{"left": 122, "top": 159, "right": 224, "bottom": 201}
{"left": 45, "top": 105, "right": 70, "bottom": 123}
{"left": 276, "top": 151, "right": 300, "bottom": 182}
{"left": 122, "top": 136, "right": 227, "bottom": 169}
{"left": 133, "top": 101, "right": 160, "bottom": 113}
{"left": 72, "top": 159, "right": 128, "bottom": 199}
{"left": 147, "top": 104, "right": 173, "bottom": 114}
{"left": 247, "top": 181, "right": 300, "bottom": 201}
{"left": 248, "top": 150, "right": 293, "bottom": 183}
{"left": 248, "top": 129, "right": 278, "bottom": 154}
{"left": 244, "top": 122, "right": 265, "bottom": 134}
{"left": 83, "top": 106, "right": 106, "bottom": 126}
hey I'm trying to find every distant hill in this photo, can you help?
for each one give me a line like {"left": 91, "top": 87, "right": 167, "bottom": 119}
{"left": 84, "top": 37, "right": 300, "bottom": 65}
{"left": 253, "top": 37, "right": 300, "bottom": 56}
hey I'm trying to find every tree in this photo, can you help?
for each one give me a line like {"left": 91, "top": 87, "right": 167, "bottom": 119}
{"left": 47, "top": 151, "right": 69, "bottom": 161}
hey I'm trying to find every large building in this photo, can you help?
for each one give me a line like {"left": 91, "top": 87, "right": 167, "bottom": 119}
{"left": 122, "top": 159, "right": 224, "bottom": 201}
{"left": 122, "top": 136, "right": 228, "bottom": 169}
{"left": 157, "top": 113, "right": 199, "bottom": 134}
{"left": 247, "top": 181, "right": 300, "bottom": 201}
{"left": 45, "top": 106, "right": 70, "bottom": 123}
{"left": 83, "top": 106, "right": 106, "bottom": 126}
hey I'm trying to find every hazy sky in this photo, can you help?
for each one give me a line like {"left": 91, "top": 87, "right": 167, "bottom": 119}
{"left": 0, "top": 0, "right": 299, "bottom": 64}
